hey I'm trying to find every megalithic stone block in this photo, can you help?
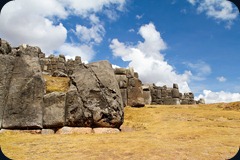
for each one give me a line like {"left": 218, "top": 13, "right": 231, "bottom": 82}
{"left": 2, "top": 45, "right": 45, "bottom": 129}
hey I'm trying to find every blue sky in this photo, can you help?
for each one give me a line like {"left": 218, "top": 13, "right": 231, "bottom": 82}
{"left": 0, "top": 0, "right": 240, "bottom": 103}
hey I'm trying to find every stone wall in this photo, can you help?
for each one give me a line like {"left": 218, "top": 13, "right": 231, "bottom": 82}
{"left": 39, "top": 53, "right": 81, "bottom": 76}
{"left": 150, "top": 83, "right": 197, "bottom": 105}
{"left": 0, "top": 39, "right": 124, "bottom": 131}
{"left": 114, "top": 68, "right": 145, "bottom": 107}
{"left": 0, "top": 39, "right": 204, "bottom": 132}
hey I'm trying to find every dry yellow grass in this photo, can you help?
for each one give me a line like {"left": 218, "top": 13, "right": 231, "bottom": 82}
{"left": 1, "top": 103, "right": 240, "bottom": 160}
{"left": 43, "top": 75, "right": 70, "bottom": 93}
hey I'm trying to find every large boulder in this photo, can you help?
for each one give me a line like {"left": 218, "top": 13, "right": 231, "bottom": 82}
{"left": 120, "top": 89, "right": 128, "bottom": 107}
{"left": 2, "top": 45, "right": 45, "bottom": 129}
{"left": 0, "top": 41, "right": 15, "bottom": 129}
{"left": 127, "top": 77, "right": 145, "bottom": 107}
{"left": 65, "top": 85, "right": 88, "bottom": 127}
{"left": 43, "top": 92, "right": 66, "bottom": 128}
{"left": 172, "top": 88, "right": 180, "bottom": 98}
{"left": 67, "top": 60, "right": 124, "bottom": 128}
{"left": 115, "top": 75, "right": 128, "bottom": 89}
{"left": 142, "top": 85, "right": 152, "bottom": 105}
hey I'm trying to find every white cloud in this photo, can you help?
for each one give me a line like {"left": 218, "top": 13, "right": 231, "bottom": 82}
{"left": 136, "top": 14, "right": 143, "bottom": 20}
{"left": 197, "top": 90, "right": 240, "bottom": 103}
{"left": 184, "top": 60, "right": 211, "bottom": 81}
{"left": 110, "top": 23, "right": 192, "bottom": 93}
{"left": 187, "top": 0, "right": 238, "bottom": 26}
{"left": 187, "top": 0, "right": 197, "bottom": 5}
{"left": 58, "top": 43, "right": 94, "bottom": 62}
{"left": 58, "top": 0, "right": 126, "bottom": 17}
{"left": 0, "top": 0, "right": 67, "bottom": 53}
{"left": 0, "top": 0, "right": 126, "bottom": 61}
{"left": 217, "top": 76, "right": 227, "bottom": 82}
{"left": 128, "top": 29, "right": 135, "bottom": 32}
{"left": 75, "top": 23, "right": 105, "bottom": 45}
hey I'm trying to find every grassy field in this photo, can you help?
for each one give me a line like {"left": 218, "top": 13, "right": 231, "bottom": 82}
{"left": 1, "top": 103, "right": 240, "bottom": 160}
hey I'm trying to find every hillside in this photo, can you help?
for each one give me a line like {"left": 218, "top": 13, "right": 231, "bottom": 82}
{"left": 1, "top": 103, "right": 240, "bottom": 160}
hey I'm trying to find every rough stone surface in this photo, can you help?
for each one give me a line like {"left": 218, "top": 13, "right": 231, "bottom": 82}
{"left": 0, "top": 129, "right": 41, "bottom": 134}
{"left": 52, "top": 70, "right": 68, "bottom": 77}
{"left": 115, "top": 75, "right": 128, "bottom": 89}
{"left": 41, "top": 129, "right": 55, "bottom": 134}
{"left": 0, "top": 55, "right": 15, "bottom": 129}
{"left": 172, "top": 88, "right": 180, "bottom": 98}
{"left": 93, "top": 128, "right": 120, "bottom": 134}
{"left": 143, "top": 90, "right": 152, "bottom": 105}
{"left": 114, "top": 68, "right": 127, "bottom": 75}
{"left": 68, "top": 61, "right": 124, "bottom": 128}
{"left": 128, "top": 78, "right": 145, "bottom": 107}
{"left": 43, "top": 92, "right": 66, "bottom": 128}
{"left": 0, "top": 39, "right": 12, "bottom": 55}
{"left": 65, "top": 85, "right": 87, "bottom": 127}
{"left": 2, "top": 45, "right": 45, "bottom": 129}
{"left": 197, "top": 98, "right": 205, "bottom": 104}
{"left": 56, "top": 127, "right": 93, "bottom": 134}
{"left": 120, "top": 89, "right": 128, "bottom": 107}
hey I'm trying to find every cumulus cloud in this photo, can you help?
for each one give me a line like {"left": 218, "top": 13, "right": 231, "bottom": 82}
{"left": 75, "top": 24, "right": 105, "bottom": 44}
{"left": 136, "top": 14, "right": 144, "bottom": 20}
{"left": 217, "top": 76, "right": 227, "bottom": 82}
{"left": 196, "top": 90, "right": 240, "bottom": 103}
{"left": 110, "top": 23, "right": 192, "bottom": 93}
{"left": 0, "top": 0, "right": 67, "bottom": 53}
{"left": 187, "top": 0, "right": 197, "bottom": 5}
{"left": 184, "top": 61, "right": 211, "bottom": 81}
{"left": 187, "top": 0, "right": 238, "bottom": 26}
{"left": 58, "top": 43, "right": 95, "bottom": 62}
{"left": 59, "top": 0, "right": 126, "bottom": 16}
{"left": 0, "top": 0, "right": 126, "bottom": 60}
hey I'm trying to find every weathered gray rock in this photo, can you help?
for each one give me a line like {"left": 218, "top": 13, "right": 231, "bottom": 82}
{"left": 93, "top": 128, "right": 120, "bottom": 134}
{"left": 0, "top": 129, "right": 41, "bottom": 134}
{"left": 52, "top": 70, "right": 68, "bottom": 77}
{"left": 120, "top": 89, "right": 128, "bottom": 107}
{"left": 68, "top": 60, "right": 124, "bottom": 128}
{"left": 197, "top": 98, "right": 205, "bottom": 104}
{"left": 0, "top": 39, "right": 12, "bottom": 55}
{"left": 173, "top": 83, "right": 178, "bottom": 89}
{"left": 41, "top": 129, "right": 55, "bottom": 134}
{"left": 56, "top": 127, "right": 93, "bottom": 134}
{"left": 0, "top": 55, "right": 15, "bottom": 129}
{"left": 43, "top": 92, "right": 66, "bottom": 128}
{"left": 115, "top": 75, "right": 128, "bottom": 89}
{"left": 2, "top": 45, "right": 45, "bottom": 129}
{"left": 114, "top": 68, "right": 127, "bottom": 75}
{"left": 128, "top": 78, "right": 145, "bottom": 107}
{"left": 172, "top": 88, "right": 180, "bottom": 98}
{"left": 142, "top": 85, "right": 152, "bottom": 105}
{"left": 65, "top": 85, "right": 88, "bottom": 127}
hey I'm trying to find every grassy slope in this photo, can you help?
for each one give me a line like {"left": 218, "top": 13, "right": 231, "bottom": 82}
{"left": 43, "top": 75, "right": 70, "bottom": 93}
{"left": 1, "top": 103, "right": 240, "bottom": 160}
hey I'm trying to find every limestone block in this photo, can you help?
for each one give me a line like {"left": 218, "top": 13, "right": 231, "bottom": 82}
{"left": 172, "top": 88, "right": 180, "bottom": 98}
{"left": 93, "top": 128, "right": 120, "bottom": 134}
{"left": 114, "top": 68, "right": 127, "bottom": 75}
{"left": 115, "top": 75, "right": 128, "bottom": 89}
{"left": 43, "top": 92, "right": 66, "bottom": 128}
{"left": 41, "top": 129, "right": 55, "bottom": 134}
{"left": 120, "top": 89, "right": 128, "bottom": 107}
{"left": 56, "top": 127, "right": 93, "bottom": 134}
{"left": 2, "top": 46, "right": 45, "bottom": 129}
